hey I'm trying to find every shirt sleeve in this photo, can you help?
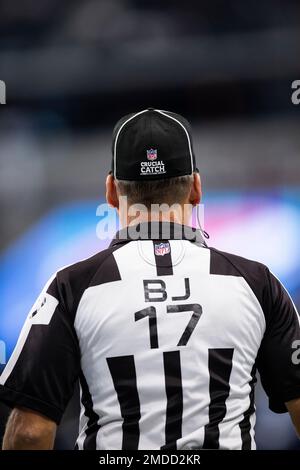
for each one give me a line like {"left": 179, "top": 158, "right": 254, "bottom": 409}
{"left": 257, "top": 270, "right": 300, "bottom": 413}
{"left": 0, "top": 273, "right": 80, "bottom": 424}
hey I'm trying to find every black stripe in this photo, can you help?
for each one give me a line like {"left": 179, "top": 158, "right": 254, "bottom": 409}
{"left": 107, "top": 355, "right": 141, "bottom": 450}
{"left": 209, "top": 248, "right": 273, "bottom": 327}
{"left": 53, "top": 245, "right": 123, "bottom": 323}
{"left": 161, "top": 350, "right": 183, "bottom": 449}
{"left": 153, "top": 240, "right": 173, "bottom": 276}
{"left": 79, "top": 371, "right": 101, "bottom": 450}
{"left": 203, "top": 348, "right": 234, "bottom": 449}
{"left": 89, "top": 246, "right": 121, "bottom": 287}
{"left": 239, "top": 365, "right": 257, "bottom": 450}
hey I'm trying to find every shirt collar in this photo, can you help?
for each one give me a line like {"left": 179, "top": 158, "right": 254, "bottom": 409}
{"left": 109, "top": 221, "right": 206, "bottom": 248}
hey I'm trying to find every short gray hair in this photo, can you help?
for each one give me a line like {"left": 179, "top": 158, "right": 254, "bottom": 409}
{"left": 116, "top": 175, "right": 193, "bottom": 208}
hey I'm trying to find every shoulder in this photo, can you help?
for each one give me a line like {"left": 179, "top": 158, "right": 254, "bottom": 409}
{"left": 209, "top": 246, "right": 269, "bottom": 279}
{"left": 58, "top": 246, "right": 119, "bottom": 284}
{"left": 208, "top": 246, "right": 272, "bottom": 319}
{"left": 52, "top": 246, "right": 121, "bottom": 317}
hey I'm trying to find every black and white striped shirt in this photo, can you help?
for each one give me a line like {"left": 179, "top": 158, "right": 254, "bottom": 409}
{"left": 1, "top": 222, "right": 300, "bottom": 450}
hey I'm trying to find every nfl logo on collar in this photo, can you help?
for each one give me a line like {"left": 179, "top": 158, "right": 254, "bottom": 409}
{"left": 154, "top": 242, "right": 170, "bottom": 256}
{"left": 147, "top": 149, "right": 157, "bottom": 161}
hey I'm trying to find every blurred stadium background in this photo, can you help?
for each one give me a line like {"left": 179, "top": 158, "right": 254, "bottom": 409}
{"left": 0, "top": 0, "right": 300, "bottom": 449}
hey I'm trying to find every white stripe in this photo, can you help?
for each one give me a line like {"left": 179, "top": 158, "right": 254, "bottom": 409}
{"left": 179, "top": 347, "right": 209, "bottom": 450}
{"left": 156, "top": 109, "right": 194, "bottom": 173}
{"left": 0, "top": 250, "right": 106, "bottom": 387}
{"left": 0, "top": 274, "right": 57, "bottom": 385}
{"left": 0, "top": 322, "right": 33, "bottom": 386}
{"left": 112, "top": 241, "right": 157, "bottom": 279}
{"left": 113, "top": 109, "right": 149, "bottom": 178}
{"left": 218, "top": 349, "right": 255, "bottom": 450}
{"left": 135, "top": 352, "right": 166, "bottom": 449}
{"left": 75, "top": 385, "right": 90, "bottom": 450}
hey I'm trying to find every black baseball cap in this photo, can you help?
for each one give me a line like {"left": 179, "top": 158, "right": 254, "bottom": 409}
{"left": 111, "top": 108, "right": 197, "bottom": 181}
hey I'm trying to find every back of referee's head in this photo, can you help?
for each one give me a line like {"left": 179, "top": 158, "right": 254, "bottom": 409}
{"left": 106, "top": 108, "right": 201, "bottom": 212}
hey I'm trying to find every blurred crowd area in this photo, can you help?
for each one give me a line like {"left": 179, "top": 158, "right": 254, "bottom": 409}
{"left": 0, "top": 0, "right": 300, "bottom": 450}
{"left": 1, "top": 0, "right": 300, "bottom": 128}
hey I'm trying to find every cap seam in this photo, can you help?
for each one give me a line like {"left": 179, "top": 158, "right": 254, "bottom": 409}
{"left": 156, "top": 109, "right": 194, "bottom": 174}
{"left": 113, "top": 108, "right": 149, "bottom": 178}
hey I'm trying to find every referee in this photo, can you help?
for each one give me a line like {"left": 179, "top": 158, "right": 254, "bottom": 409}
{"left": 1, "top": 108, "right": 300, "bottom": 450}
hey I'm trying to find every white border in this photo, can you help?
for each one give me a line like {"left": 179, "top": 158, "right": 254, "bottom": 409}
{"left": 156, "top": 109, "right": 194, "bottom": 173}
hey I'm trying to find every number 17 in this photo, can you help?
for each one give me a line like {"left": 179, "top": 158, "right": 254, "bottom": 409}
{"left": 134, "top": 303, "right": 202, "bottom": 349}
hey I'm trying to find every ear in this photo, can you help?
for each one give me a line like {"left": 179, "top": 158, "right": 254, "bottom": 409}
{"left": 189, "top": 172, "right": 202, "bottom": 206}
{"left": 106, "top": 174, "right": 119, "bottom": 209}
